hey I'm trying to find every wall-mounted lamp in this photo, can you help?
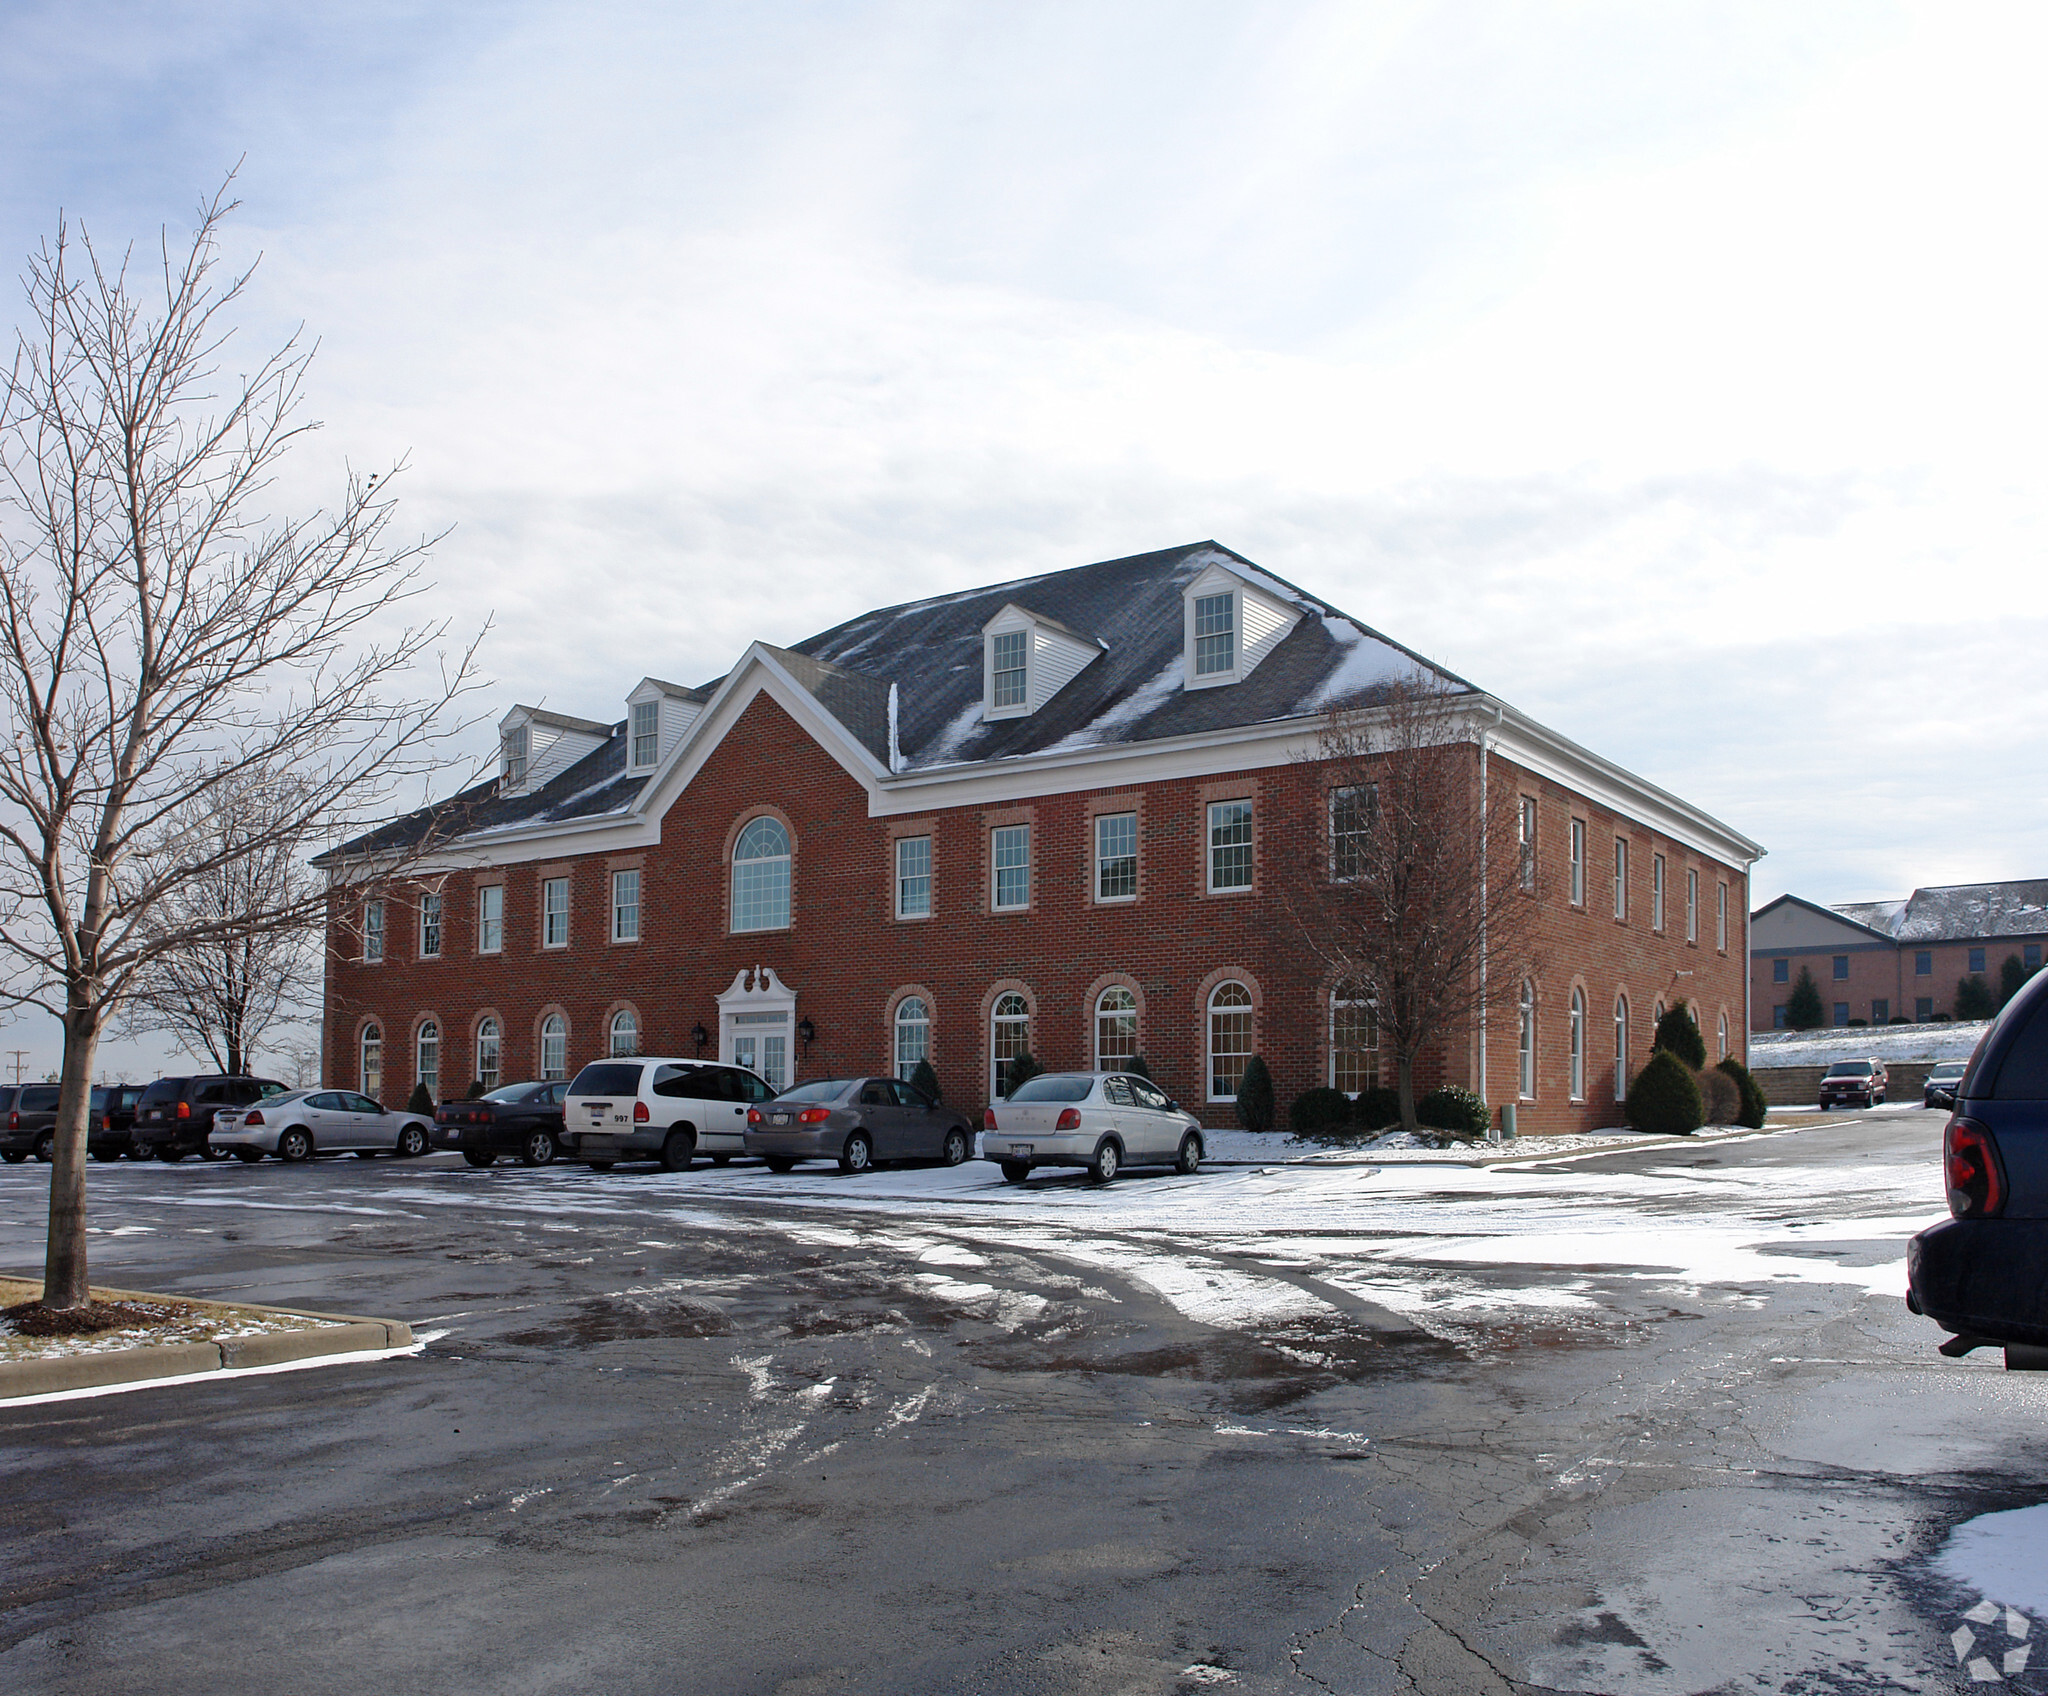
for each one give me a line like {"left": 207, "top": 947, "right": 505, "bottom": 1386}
{"left": 797, "top": 1016, "right": 816, "bottom": 1054}
{"left": 690, "top": 1022, "right": 709, "bottom": 1054}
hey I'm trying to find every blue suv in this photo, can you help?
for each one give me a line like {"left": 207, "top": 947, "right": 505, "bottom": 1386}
{"left": 1908, "top": 964, "right": 2048, "bottom": 1364}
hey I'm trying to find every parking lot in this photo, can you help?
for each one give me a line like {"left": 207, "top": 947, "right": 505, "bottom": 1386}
{"left": 0, "top": 1109, "right": 2037, "bottom": 1693}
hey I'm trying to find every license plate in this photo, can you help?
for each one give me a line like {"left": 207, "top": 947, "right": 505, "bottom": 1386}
{"left": 771, "top": 1113, "right": 791, "bottom": 1125}
{"left": 1009, "top": 1143, "right": 1033, "bottom": 1156}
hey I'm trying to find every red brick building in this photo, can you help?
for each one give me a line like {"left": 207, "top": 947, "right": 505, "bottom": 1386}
{"left": 321, "top": 544, "right": 1761, "bottom": 1135}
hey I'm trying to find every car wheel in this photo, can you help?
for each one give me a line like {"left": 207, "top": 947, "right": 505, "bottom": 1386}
{"left": 127, "top": 1144, "right": 152, "bottom": 1161}
{"left": 1175, "top": 1133, "right": 1202, "bottom": 1176}
{"left": 277, "top": 1128, "right": 313, "bottom": 1164}
{"left": 233, "top": 1149, "right": 265, "bottom": 1164}
{"left": 839, "top": 1131, "right": 873, "bottom": 1175}
{"left": 156, "top": 1146, "right": 185, "bottom": 1162}
{"left": 940, "top": 1127, "right": 969, "bottom": 1167}
{"left": 587, "top": 1160, "right": 615, "bottom": 1173}
{"left": 200, "top": 1142, "right": 230, "bottom": 1161}
{"left": 33, "top": 1133, "right": 53, "bottom": 1162}
{"left": 711, "top": 1152, "right": 732, "bottom": 1166}
{"left": 396, "top": 1124, "right": 430, "bottom": 1159}
{"left": 660, "top": 1130, "right": 696, "bottom": 1173}
{"left": 463, "top": 1150, "right": 495, "bottom": 1168}
{"left": 999, "top": 1160, "right": 1029, "bottom": 1184}
{"left": 521, "top": 1130, "right": 557, "bottom": 1168}
{"left": 765, "top": 1156, "right": 797, "bottom": 1173}
{"left": 1089, "top": 1139, "right": 1121, "bottom": 1184}
{"left": 0, "top": 1150, "right": 24, "bottom": 1164}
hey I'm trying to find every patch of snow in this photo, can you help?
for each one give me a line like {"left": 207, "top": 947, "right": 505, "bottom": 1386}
{"left": 1749, "top": 1022, "right": 1989, "bottom": 1066}
{"left": 1937, "top": 1505, "right": 2048, "bottom": 1618}
{"left": 1306, "top": 615, "right": 1427, "bottom": 710}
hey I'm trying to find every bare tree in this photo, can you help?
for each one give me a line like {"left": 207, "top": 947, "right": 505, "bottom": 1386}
{"left": 116, "top": 768, "right": 321, "bottom": 1077}
{"left": 0, "top": 180, "right": 481, "bottom": 1310}
{"left": 1282, "top": 675, "right": 1539, "bottom": 1135}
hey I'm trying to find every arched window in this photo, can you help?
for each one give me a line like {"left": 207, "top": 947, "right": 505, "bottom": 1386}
{"left": 416, "top": 1020, "right": 440, "bottom": 1100}
{"left": 1095, "top": 987, "right": 1137, "bottom": 1071}
{"left": 1517, "top": 981, "right": 1535, "bottom": 1099}
{"left": 1614, "top": 996, "right": 1628, "bottom": 1102}
{"left": 1330, "top": 983, "right": 1378, "bottom": 1094}
{"left": 609, "top": 1008, "right": 639, "bottom": 1057}
{"left": 360, "top": 1023, "right": 383, "bottom": 1102}
{"left": 1718, "top": 1012, "right": 1728, "bottom": 1061}
{"left": 732, "top": 816, "right": 791, "bottom": 932}
{"left": 894, "top": 997, "right": 930, "bottom": 1082}
{"left": 540, "top": 1013, "right": 568, "bottom": 1081}
{"left": 1208, "top": 982, "right": 1253, "bottom": 1101}
{"left": 1569, "top": 989, "right": 1585, "bottom": 1102}
{"left": 476, "top": 1017, "right": 501, "bottom": 1092}
{"left": 991, "top": 992, "right": 1030, "bottom": 1098}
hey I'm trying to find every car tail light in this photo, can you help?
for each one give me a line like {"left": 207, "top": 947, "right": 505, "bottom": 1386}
{"left": 633, "top": 1101, "right": 650, "bottom": 1123}
{"left": 1946, "top": 1117, "right": 2006, "bottom": 1218}
{"left": 6, "top": 1112, "right": 16, "bottom": 1131}
{"left": 983, "top": 1108, "right": 998, "bottom": 1131}
{"left": 747, "top": 1108, "right": 763, "bottom": 1126}
{"left": 1056, "top": 1108, "right": 1082, "bottom": 1130}
{"left": 244, "top": 1111, "right": 264, "bottom": 1126}
{"left": 798, "top": 1107, "right": 832, "bottom": 1124}
{"left": 101, "top": 1114, "right": 111, "bottom": 1131}
{"left": 176, "top": 1101, "right": 190, "bottom": 1119}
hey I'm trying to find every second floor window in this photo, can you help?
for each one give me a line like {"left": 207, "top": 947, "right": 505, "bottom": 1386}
{"left": 1518, "top": 798, "right": 1536, "bottom": 890}
{"left": 478, "top": 884, "right": 502, "bottom": 953}
{"left": 612, "top": 869, "right": 640, "bottom": 942}
{"left": 362, "top": 899, "right": 385, "bottom": 963}
{"left": 896, "top": 835, "right": 932, "bottom": 918}
{"left": 542, "top": 877, "right": 569, "bottom": 948}
{"left": 1652, "top": 854, "right": 1666, "bottom": 931}
{"left": 631, "top": 700, "right": 659, "bottom": 766}
{"left": 1717, "top": 880, "right": 1728, "bottom": 951}
{"left": 1568, "top": 819, "right": 1585, "bottom": 906}
{"left": 1193, "top": 592, "right": 1234, "bottom": 675}
{"left": 1095, "top": 812, "right": 1137, "bottom": 901}
{"left": 1613, "top": 838, "right": 1627, "bottom": 920}
{"left": 1209, "top": 800, "right": 1253, "bottom": 891}
{"left": 1686, "top": 869, "right": 1699, "bottom": 942}
{"left": 991, "top": 630, "right": 1027, "bottom": 707}
{"left": 1915, "top": 950, "right": 1932, "bottom": 976}
{"left": 418, "top": 891, "right": 442, "bottom": 958}
{"left": 1331, "top": 785, "right": 1374, "bottom": 880}
{"left": 732, "top": 817, "right": 791, "bottom": 931}
{"left": 992, "top": 824, "right": 1030, "bottom": 910}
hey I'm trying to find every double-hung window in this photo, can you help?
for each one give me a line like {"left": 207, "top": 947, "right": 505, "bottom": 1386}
{"left": 362, "top": 900, "right": 385, "bottom": 964}
{"left": 612, "top": 869, "right": 640, "bottom": 942}
{"left": 1613, "top": 838, "right": 1627, "bottom": 920}
{"left": 542, "top": 877, "right": 569, "bottom": 948}
{"left": 1331, "top": 785, "right": 1374, "bottom": 881}
{"left": 1208, "top": 800, "right": 1253, "bottom": 892}
{"left": 1969, "top": 946, "right": 1987, "bottom": 974}
{"left": 896, "top": 835, "right": 932, "bottom": 918}
{"left": 1716, "top": 880, "right": 1728, "bottom": 951}
{"left": 1652, "top": 854, "right": 1666, "bottom": 931}
{"left": 1686, "top": 868, "right": 1698, "bottom": 942}
{"left": 631, "top": 701, "right": 659, "bottom": 767}
{"left": 990, "top": 631, "right": 1027, "bottom": 708}
{"left": 1568, "top": 819, "right": 1585, "bottom": 906}
{"left": 1095, "top": 813, "right": 1136, "bottom": 901}
{"left": 501, "top": 726, "right": 527, "bottom": 789}
{"left": 1193, "top": 593, "right": 1235, "bottom": 676}
{"left": 1518, "top": 798, "right": 1537, "bottom": 891}
{"left": 992, "top": 825, "right": 1030, "bottom": 911}
{"left": 418, "top": 891, "right": 442, "bottom": 958}
{"left": 477, "top": 884, "right": 503, "bottom": 954}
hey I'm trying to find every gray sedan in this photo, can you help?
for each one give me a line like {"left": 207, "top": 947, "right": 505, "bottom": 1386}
{"left": 744, "top": 1077, "right": 975, "bottom": 1174}
{"left": 209, "top": 1089, "right": 435, "bottom": 1163}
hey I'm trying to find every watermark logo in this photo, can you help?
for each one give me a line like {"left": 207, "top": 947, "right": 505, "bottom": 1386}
{"left": 1954, "top": 1599, "right": 2032, "bottom": 1683}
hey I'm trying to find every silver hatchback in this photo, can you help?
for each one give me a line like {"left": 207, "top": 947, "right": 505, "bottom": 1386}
{"left": 981, "top": 1071, "right": 1203, "bottom": 1183}
{"left": 745, "top": 1076, "right": 977, "bottom": 1174}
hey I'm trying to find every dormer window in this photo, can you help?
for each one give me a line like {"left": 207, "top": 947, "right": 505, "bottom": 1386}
{"left": 980, "top": 603, "right": 1103, "bottom": 722}
{"left": 1193, "top": 593, "right": 1235, "bottom": 676}
{"left": 631, "top": 700, "right": 659, "bottom": 767}
{"left": 501, "top": 725, "right": 528, "bottom": 789}
{"left": 991, "top": 632, "right": 1028, "bottom": 708}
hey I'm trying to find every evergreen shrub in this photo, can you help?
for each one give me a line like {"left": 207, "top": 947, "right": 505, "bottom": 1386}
{"left": 1653, "top": 1000, "right": 1708, "bottom": 1069}
{"left": 1699, "top": 1067, "right": 1740, "bottom": 1125}
{"left": 1787, "top": 967, "right": 1825, "bottom": 1030}
{"left": 1956, "top": 976, "right": 1998, "bottom": 1020}
{"left": 910, "top": 1057, "right": 941, "bottom": 1102}
{"left": 1416, "top": 1085, "right": 1490, "bottom": 1138}
{"left": 1625, "top": 1050, "right": 1703, "bottom": 1135}
{"left": 1351, "top": 1086, "right": 1402, "bottom": 1130}
{"left": 1846, "top": 1018, "right": 1868, "bottom": 1028}
{"left": 464, "top": 1078, "right": 485, "bottom": 1100}
{"left": 1715, "top": 1055, "right": 1768, "bottom": 1129}
{"left": 1004, "top": 1051, "right": 1043, "bottom": 1096}
{"left": 407, "top": 1082, "right": 435, "bottom": 1116}
{"left": 1235, "top": 1055, "right": 1276, "bottom": 1132}
{"left": 2001, "top": 954, "right": 2028, "bottom": 1008}
{"left": 1289, "top": 1087, "right": 1353, "bottom": 1135}
{"left": 1125, "top": 1054, "right": 1155, "bottom": 1082}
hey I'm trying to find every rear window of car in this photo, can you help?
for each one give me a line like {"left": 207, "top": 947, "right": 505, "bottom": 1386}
{"left": 777, "top": 1079, "right": 852, "bottom": 1103}
{"left": 1989, "top": 994, "right": 2048, "bottom": 1100}
{"left": 569, "top": 1063, "right": 645, "bottom": 1097}
{"left": 18, "top": 1085, "right": 60, "bottom": 1112}
{"left": 1824, "top": 1062, "right": 1873, "bottom": 1078}
{"left": 482, "top": 1084, "right": 537, "bottom": 1103}
{"left": 139, "top": 1079, "right": 190, "bottom": 1105}
{"left": 1008, "top": 1075, "right": 1096, "bottom": 1103}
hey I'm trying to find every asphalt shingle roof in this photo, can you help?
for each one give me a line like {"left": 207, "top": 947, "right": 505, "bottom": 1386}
{"left": 1836, "top": 881, "right": 2048, "bottom": 944}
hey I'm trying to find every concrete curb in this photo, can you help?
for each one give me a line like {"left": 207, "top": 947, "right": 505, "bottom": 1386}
{"left": 0, "top": 1280, "right": 414, "bottom": 1402}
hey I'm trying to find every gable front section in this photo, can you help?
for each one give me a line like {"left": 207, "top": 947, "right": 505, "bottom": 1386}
{"left": 1751, "top": 897, "right": 1895, "bottom": 955}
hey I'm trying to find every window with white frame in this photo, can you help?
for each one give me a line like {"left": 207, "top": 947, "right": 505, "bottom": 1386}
{"left": 363, "top": 899, "right": 384, "bottom": 963}
{"left": 1331, "top": 985, "right": 1378, "bottom": 1094}
{"left": 1517, "top": 981, "right": 1535, "bottom": 1099}
{"left": 539, "top": 1013, "right": 568, "bottom": 1081}
{"left": 1717, "top": 1012, "right": 1728, "bottom": 1060}
{"left": 1193, "top": 592, "right": 1235, "bottom": 676}
{"left": 896, "top": 836, "right": 932, "bottom": 918}
{"left": 1652, "top": 854, "right": 1666, "bottom": 931}
{"left": 1207, "top": 981, "right": 1253, "bottom": 1101}
{"left": 360, "top": 1023, "right": 382, "bottom": 1101}
{"left": 612, "top": 869, "right": 640, "bottom": 942}
{"left": 542, "top": 877, "right": 570, "bottom": 948}
{"left": 1568, "top": 819, "right": 1585, "bottom": 906}
{"left": 1613, "top": 995, "right": 1628, "bottom": 1101}
{"left": 418, "top": 891, "right": 442, "bottom": 958}
{"left": 991, "top": 825, "right": 1030, "bottom": 911}
{"left": 1569, "top": 988, "right": 1585, "bottom": 1101}
{"left": 476, "top": 1017, "right": 501, "bottom": 1092}
{"left": 609, "top": 1008, "right": 639, "bottom": 1056}
{"left": 990, "top": 992, "right": 1030, "bottom": 1098}
{"left": 1686, "top": 868, "right": 1699, "bottom": 942}
{"left": 732, "top": 817, "right": 791, "bottom": 931}
{"left": 1518, "top": 798, "right": 1537, "bottom": 891}
{"left": 416, "top": 1020, "right": 440, "bottom": 1099}
{"left": 1331, "top": 785, "right": 1374, "bottom": 881}
{"left": 990, "top": 630, "right": 1027, "bottom": 708}
{"left": 477, "top": 884, "right": 502, "bottom": 954}
{"left": 501, "top": 725, "right": 528, "bottom": 789}
{"left": 1717, "top": 880, "right": 1728, "bottom": 951}
{"left": 1208, "top": 800, "right": 1253, "bottom": 891}
{"left": 631, "top": 700, "right": 659, "bottom": 767}
{"left": 894, "top": 997, "right": 930, "bottom": 1082}
{"left": 1095, "top": 813, "right": 1137, "bottom": 901}
{"left": 1095, "top": 987, "right": 1137, "bottom": 1071}
{"left": 1613, "top": 838, "right": 1628, "bottom": 921}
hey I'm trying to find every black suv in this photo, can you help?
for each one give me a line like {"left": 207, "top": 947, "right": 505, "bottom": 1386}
{"left": 90, "top": 1083, "right": 149, "bottom": 1161}
{"left": 0, "top": 1084, "right": 64, "bottom": 1162}
{"left": 132, "top": 1075, "right": 289, "bottom": 1161}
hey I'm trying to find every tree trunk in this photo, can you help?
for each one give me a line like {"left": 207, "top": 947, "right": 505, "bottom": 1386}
{"left": 1396, "top": 1055, "right": 1419, "bottom": 1134}
{"left": 43, "top": 997, "right": 105, "bottom": 1309}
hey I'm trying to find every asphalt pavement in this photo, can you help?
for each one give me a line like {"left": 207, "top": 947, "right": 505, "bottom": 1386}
{"left": 0, "top": 1111, "right": 2038, "bottom": 1695}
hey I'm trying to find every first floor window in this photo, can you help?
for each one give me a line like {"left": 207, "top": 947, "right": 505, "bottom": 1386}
{"left": 991, "top": 992, "right": 1030, "bottom": 1098}
{"left": 363, "top": 899, "right": 385, "bottom": 963}
{"left": 1208, "top": 800, "right": 1253, "bottom": 891}
{"left": 1207, "top": 982, "right": 1253, "bottom": 1101}
{"left": 1568, "top": 989, "right": 1585, "bottom": 1101}
{"left": 1833, "top": 1002, "right": 1850, "bottom": 1026}
{"left": 476, "top": 1018, "right": 501, "bottom": 1091}
{"left": 360, "top": 1023, "right": 383, "bottom": 1101}
{"left": 478, "top": 884, "right": 503, "bottom": 953}
{"left": 896, "top": 835, "right": 932, "bottom": 918}
{"left": 1773, "top": 1004, "right": 1788, "bottom": 1029}
{"left": 992, "top": 825, "right": 1030, "bottom": 911}
{"left": 1916, "top": 996, "right": 1934, "bottom": 1021}
{"left": 540, "top": 1013, "right": 568, "bottom": 1081}
{"left": 1096, "top": 987, "right": 1137, "bottom": 1070}
{"left": 612, "top": 868, "right": 641, "bottom": 942}
{"left": 1331, "top": 986, "right": 1378, "bottom": 1093}
{"left": 543, "top": 877, "right": 569, "bottom": 948}
{"left": 1871, "top": 999, "right": 1888, "bottom": 1025}
{"left": 1095, "top": 812, "right": 1137, "bottom": 901}
{"left": 416, "top": 1020, "right": 440, "bottom": 1099}
{"left": 609, "top": 1008, "right": 639, "bottom": 1056}
{"left": 895, "top": 997, "right": 930, "bottom": 1081}
{"left": 418, "top": 891, "right": 442, "bottom": 958}
{"left": 1517, "top": 981, "right": 1535, "bottom": 1099}
{"left": 1717, "top": 1012, "right": 1728, "bottom": 1059}
{"left": 1614, "top": 996, "right": 1628, "bottom": 1101}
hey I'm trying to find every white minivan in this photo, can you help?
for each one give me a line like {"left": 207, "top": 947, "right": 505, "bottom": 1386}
{"left": 560, "top": 1057, "right": 775, "bottom": 1171}
{"left": 981, "top": 1071, "right": 1204, "bottom": 1184}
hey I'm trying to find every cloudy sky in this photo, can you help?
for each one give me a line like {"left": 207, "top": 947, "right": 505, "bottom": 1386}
{"left": 3, "top": 1, "right": 2043, "bottom": 1078}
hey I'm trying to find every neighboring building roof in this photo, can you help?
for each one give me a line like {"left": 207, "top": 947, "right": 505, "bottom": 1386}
{"left": 1876, "top": 881, "right": 2048, "bottom": 943}
{"left": 509, "top": 706, "right": 614, "bottom": 735}
{"left": 1750, "top": 893, "right": 1899, "bottom": 950}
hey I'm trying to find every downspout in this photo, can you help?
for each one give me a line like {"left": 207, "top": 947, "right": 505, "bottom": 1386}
{"left": 1479, "top": 701, "right": 1504, "bottom": 1102}
{"left": 1743, "top": 853, "right": 1758, "bottom": 1060}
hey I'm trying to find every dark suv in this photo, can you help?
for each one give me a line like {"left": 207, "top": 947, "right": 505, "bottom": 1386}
{"left": 1818, "top": 1059, "right": 1886, "bottom": 1109}
{"left": 131, "top": 1075, "right": 288, "bottom": 1161}
{"left": 90, "top": 1083, "right": 149, "bottom": 1161}
{"left": 0, "top": 1084, "right": 64, "bottom": 1162}
{"left": 1909, "top": 966, "right": 2048, "bottom": 1364}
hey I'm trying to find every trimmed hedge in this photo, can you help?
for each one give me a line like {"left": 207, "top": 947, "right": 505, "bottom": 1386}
{"left": 463, "top": 1078, "right": 485, "bottom": 1100}
{"left": 1351, "top": 1086, "right": 1402, "bottom": 1131}
{"left": 1653, "top": 1000, "right": 1707, "bottom": 1070}
{"left": 1416, "top": 1085, "right": 1490, "bottom": 1138}
{"left": 1715, "top": 1055, "right": 1768, "bottom": 1129}
{"left": 1235, "top": 1055, "right": 1276, "bottom": 1133}
{"left": 407, "top": 1081, "right": 435, "bottom": 1116}
{"left": 1289, "top": 1086, "right": 1353, "bottom": 1135}
{"left": 1625, "top": 1049, "right": 1703, "bottom": 1135}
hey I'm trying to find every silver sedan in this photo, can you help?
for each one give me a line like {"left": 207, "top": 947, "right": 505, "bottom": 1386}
{"left": 745, "top": 1076, "right": 976, "bottom": 1174}
{"left": 980, "top": 1071, "right": 1204, "bottom": 1183}
{"left": 209, "top": 1089, "right": 436, "bottom": 1163}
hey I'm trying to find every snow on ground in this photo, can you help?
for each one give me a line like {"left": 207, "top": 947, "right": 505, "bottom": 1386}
{"left": 1749, "top": 1022, "right": 1990, "bottom": 1066}
{"left": 1936, "top": 1504, "right": 2048, "bottom": 1618}
{"left": 1199, "top": 1124, "right": 1771, "bottom": 1165}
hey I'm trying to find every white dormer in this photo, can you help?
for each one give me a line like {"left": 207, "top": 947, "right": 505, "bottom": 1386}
{"left": 625, "top": 678, "right": 706, "bottom": 773}
{"left": 980, "top": 604, "right": 1105, "bottom": 722}
{"left": 1181, "top": 559, "right": 1303, "bottom": 691}
{"left": 498, "top": 705, "right": 610, "bottom": 797}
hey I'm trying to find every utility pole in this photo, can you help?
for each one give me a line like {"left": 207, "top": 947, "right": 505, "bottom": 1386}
{"left": 6, "top": 1050, "right": 29, "bottom": 1085}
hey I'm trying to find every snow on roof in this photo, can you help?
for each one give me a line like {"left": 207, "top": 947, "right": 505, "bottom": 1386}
{"left": 1830, "top": 881, "right": 2048, "bottom": 943}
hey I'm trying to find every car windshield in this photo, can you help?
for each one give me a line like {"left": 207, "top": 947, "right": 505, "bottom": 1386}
{"left": 777, "top": 1079, "right": 855, "bottom": 1102}
{"left": 1008, "top": 1075, "right": 1096, "bottom": 1103}
{"left": 1825, "top": 1061, "right": 1874, "bottom": 1077}
{"left": 568, "top": 1063, "right": 645, "bottom": 1096}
